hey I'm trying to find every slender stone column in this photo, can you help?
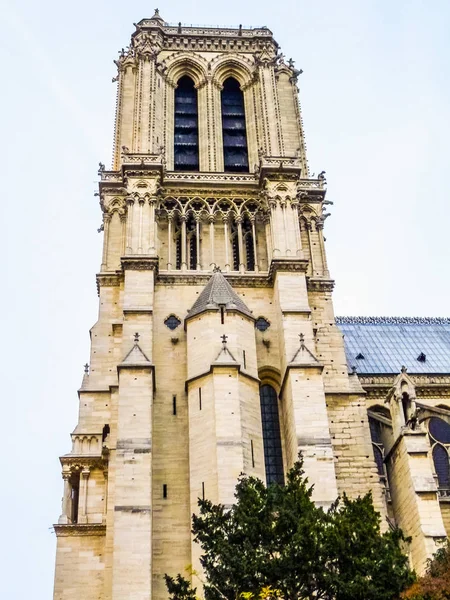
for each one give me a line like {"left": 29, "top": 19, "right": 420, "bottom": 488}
{"left": 126, "top": 198, "right": 134, "bottom": 254}
{"left": 120, "top": 215, "right": 127, "bottom": 256}
{"left": 58, "top": 472, "right": 72, "bottom": 524}
{"left": 181, "top": 215, "right": 187, "bottom": 271}
{"left": 317, "top": 223, "right": 330, "bottom": 277}
{"left": 138, "top": 199, "right": 144, "bottom": 253}
{"left": 101, "top": 213, "right": 112, "bottom": 271}
{"left": 223, "top": 216, "right": 230, "bottom": 272}
{"left": 251, "top": 216, "right": 259, "bottom": 272}
{"left": 237, "top": 217, "right": 245, "bottom": 273}
{"left": 269, "top": 200, "right": 279, "bottom": 256}
{"left": 281, "top": 201, "right": 289, "bottom": 255}
{"left": 264, "top": 214, "right": 273, "bottom": 266}
{"left": 196, "top": 217, "right": 201, "bottom": 271}
{"left": 306, "top": 220, "right": 315, "bottom": 274}
{"left": 149, "top": 199, "right": 156, "bottom": 255}
{"left": 78, "top": 468, "right": 90, "bottom": 524}
{"left": 209, "top": 215, "right": 215, "bottom": 269}
{"left": 167, "top": 215, "right": 173, "bottom": 270}
{"left": 103, "top": 470, "right": 108, "bottom": 524}
{"left": 291, "top": 201, "right": 302, "bottom": 256}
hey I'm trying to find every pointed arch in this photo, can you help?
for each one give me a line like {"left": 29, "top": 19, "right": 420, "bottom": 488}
{"left": 165, "top": 53, "right": 208, "bottom": 88}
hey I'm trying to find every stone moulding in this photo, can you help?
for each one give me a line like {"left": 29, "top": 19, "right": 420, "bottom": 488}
{"left": 268, "top": 258, "right": 309, "bottom": 280}
{"left": 59, "top": 456, "right": 107, "bottom": 470}
{"left": 54, "top": 523, "right": 106, "bottom": 537}
{"left": 307, "top": 278, "right": 335, "bottom": 292}
{"left": 121, "top": 256, "right": 159, "bottom": 272}
{"left": 96, "top": 265, "right": 331, "bottom": 292}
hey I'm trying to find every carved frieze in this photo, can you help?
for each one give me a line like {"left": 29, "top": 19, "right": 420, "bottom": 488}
{"left": 54, "top": 524, "right": 106, "bottom": 537}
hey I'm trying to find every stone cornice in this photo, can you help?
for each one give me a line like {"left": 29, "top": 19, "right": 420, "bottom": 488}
{"left": 96, "top": 273, "right": 122, "bottom": 295}
{"left": 360, "top": 374, "right": 450, "bottom": 399}
{"left": 54, "top": 523, "right": 106, "bottom": 537}
{"left": 157, "top": 272, "right": 271, "bottom": 288}
{"left": 307, "top": 278, "right": 335, "bottom": 292}
{"left": 268, "top": 258, "right": 309, "bottom": 280}
{"left": 60, "top": 455, "right": 107, "bottom": 470}
{"left": 121, "top": 256, "right": 159, "bottom": 272}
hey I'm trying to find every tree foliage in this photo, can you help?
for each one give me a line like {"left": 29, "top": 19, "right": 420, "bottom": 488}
{"left": 401, "top": 540, "right": 450, "bottom": 600}
{"left": 165, "top": 456, "right": 414, "bottom": 600}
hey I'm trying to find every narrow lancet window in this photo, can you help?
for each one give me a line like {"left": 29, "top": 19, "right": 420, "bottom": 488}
{"left": 259, "top": 385, "right": 284, "bottom": 485}
{"left": 174, "top": 76, "right": 199, "bottom": 171}
{"left": 243, "top": 215, "right": 255, "bottom": 271}
{"left": 221, "top": 78, "right": 248, "bottom": 172}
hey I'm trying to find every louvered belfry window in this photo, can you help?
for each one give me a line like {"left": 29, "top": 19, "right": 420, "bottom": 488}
{"left": 174, "top": 76, "right": 199, "bottom": 171}
{"left": 221, "top": 78, "right": 249, "bottom": 172}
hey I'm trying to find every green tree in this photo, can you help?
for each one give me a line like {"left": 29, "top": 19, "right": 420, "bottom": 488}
{"left": 165, "top": 457, "right": 414, "bottom": 600}
{"left": 401, "top": 540, "right": 450, "bottom": 600}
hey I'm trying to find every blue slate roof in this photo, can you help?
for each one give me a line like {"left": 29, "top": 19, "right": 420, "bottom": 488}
{"left": 336, "top": 317, "right": 450, "bottom": 375}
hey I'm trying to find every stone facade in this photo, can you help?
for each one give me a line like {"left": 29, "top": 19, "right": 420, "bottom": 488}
{"left": 53, "top": 10, "right": 450, "bottom": 600}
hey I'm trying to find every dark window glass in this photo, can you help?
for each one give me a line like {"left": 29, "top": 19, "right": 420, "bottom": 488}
{"left": 221, "top": 78, "right": 248, "bottom": 173}
{"left": 429, "top": 417, "right": 450, "bottom": 444}
{"left": 369, "top": 417, "right": 382, "bottom": 444}
{"left": 164, "top": 315, "right": 181, "bottom": 330}
{"left": 259, "top": 385, "right": 284, "bottom": 485}
{"left": 255, "top": 317, "right": 270, "bottom": 332}
{"left": 433, "top": 444, "right": 450, "bottom": 489}
{"left": 174, "top": 77, "right": 199, "bottom": 171}
{"left": 243, "top": 215, "right": 255, "bottom": 271}
{"left": 231, "top": 218, "right": 240, "bottom": 271}
{"left": 372, "top": 444, "right": 385, "bottom": 477}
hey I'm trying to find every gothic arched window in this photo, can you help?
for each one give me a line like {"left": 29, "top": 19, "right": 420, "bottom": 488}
{"left": 221, "top": 78, "right": 249, "bottom": 172}
{"left": 174, "top": 76, "right": 199, "bottom": 171}
{"left": 368, "top": 416, "right": 386, "bottom": 479}
{"left": 259, "top": 385, "right": 284, "bottom": 485}
{"left": 428, "top": 417, "right": 450, "bottom": 495}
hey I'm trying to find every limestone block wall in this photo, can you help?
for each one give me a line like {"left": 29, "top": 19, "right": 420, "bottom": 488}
{"left": 387, "top": 432, "right": 447, "bottom": 573}
{"left": 326, "top": 393, "right": 387, "bottom": 518}
{"left": 54, "top": 534, "right": 105, "bottom": 600}
{"left": 186, "top": 311, "right": 258, "bottom": 380}
{"left": 151, "top": 284, "right": 191, "bottom": 598}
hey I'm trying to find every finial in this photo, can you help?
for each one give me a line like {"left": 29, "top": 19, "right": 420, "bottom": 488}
{"left": 351, "top": 365, "right": 357, "bottom": 374}
{"left": 213, "top": 265, "right": 221, "bottom": 273}
{"left": 221, "top": 334, "right": 228, "bottom": 346}
{"left": 299, "top": 333, "right": 305, "bottom": 346}
{"left": 401, "top": 365, "right": 407, "bottom": 373}
{"left": 84, "top": 363, "right": 89, "bottom": 374}
{"left": 134, "top": 332, "right": 140, "bottom": 343}
{"left": 154, "top": 8, "right": 159, "bottom": 15}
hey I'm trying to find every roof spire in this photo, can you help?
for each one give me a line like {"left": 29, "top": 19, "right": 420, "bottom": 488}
{"left": 150, "top": 8, "right": 166, "bottom": 25}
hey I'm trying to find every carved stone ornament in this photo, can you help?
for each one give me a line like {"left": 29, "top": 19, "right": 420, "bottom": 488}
{"left": 54, "top": 524, "right": 106, "bottom": 537}
{"left": 121, "top": 256, "right": 159, "bottom": 272}
{"left": 307, "top": 278, "right": 335, "bottom": 292}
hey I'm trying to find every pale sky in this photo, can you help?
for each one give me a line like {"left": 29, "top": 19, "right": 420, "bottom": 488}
{"left": 1, "top": 1, "right": 449, "bottom": 598}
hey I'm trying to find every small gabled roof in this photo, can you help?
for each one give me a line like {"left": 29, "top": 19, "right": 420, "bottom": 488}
{"left": 186, "top": 270, "right": 253, "bottom": 321}
{"left": 120, "top": 342, "right": 151, "bottom": 367}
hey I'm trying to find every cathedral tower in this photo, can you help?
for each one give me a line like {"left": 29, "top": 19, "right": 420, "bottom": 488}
{"left": 53, "top": 11, "right": 449, "bottom": 600}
